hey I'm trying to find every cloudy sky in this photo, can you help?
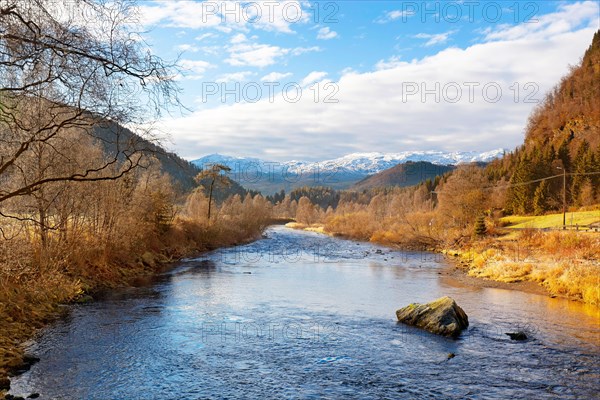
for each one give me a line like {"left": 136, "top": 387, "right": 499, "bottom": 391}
{"left": 135, "top": 1, "right": 600, "bottom": 161}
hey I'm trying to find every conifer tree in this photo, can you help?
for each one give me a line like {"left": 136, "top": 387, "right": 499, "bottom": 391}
{"left": 506, "top": 154, "right": 534, "bottom": 214}
{"left": 533, "top": 180, "right": 550, "bottom": 215}
{"left": 474, "top": 215, "right": 487, "bottom": 236}
{"left": 571, "top": 141, "right": 594, "bottom": 206}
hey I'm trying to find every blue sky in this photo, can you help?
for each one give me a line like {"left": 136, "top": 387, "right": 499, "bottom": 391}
{"left": 134, "top": 1, "right": 600, "bottom": 161}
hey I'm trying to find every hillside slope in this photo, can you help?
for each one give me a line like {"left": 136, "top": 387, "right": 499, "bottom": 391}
{"left": 93, "top": 121, "right": 199, "bottom": 192}
{"left": 525, "top": 30, "right": 600, "bottom": 152}
{"left": 352, "top": 161, "right": 454, "bottom": 191}
{"left": 487, "top": 30, "right": 600, "bottom": 214}
{"left": 94, "top": 122, "right": 254, "bottom": 200}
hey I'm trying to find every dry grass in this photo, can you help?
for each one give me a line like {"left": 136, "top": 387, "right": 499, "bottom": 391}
{"left": 285, "top": 222, "right": 326, "bottom": 234}
{"left": 0, "top": 237, "right": 83, "bottom": 380}
{"left": 0, "top": 192, "right": 271, "bottom": 385}
{"left": 463, "top": 230, "right": 600, "bottom": 305}
{"left": 323, "top": 211, "right": 445, "bottom": 249}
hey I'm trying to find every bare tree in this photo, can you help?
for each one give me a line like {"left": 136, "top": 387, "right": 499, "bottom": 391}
{"left": 0, "top": 0, "right": 180, "bottom": 205}
{"left": 436, "top": 165, "right": 490, "bottom": 230}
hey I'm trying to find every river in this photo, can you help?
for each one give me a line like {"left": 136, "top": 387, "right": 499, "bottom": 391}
{"left": 9, "top": 226, "right": 600, "bottom": 399}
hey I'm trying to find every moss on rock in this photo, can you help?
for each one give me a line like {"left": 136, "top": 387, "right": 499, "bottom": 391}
{"left": 396, "top": 296, "right": 469, "bottom": 338}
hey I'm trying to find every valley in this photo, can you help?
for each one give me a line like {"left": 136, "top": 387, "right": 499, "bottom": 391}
{"left": 0, "top": 2, "right": 598, "bottom": 399}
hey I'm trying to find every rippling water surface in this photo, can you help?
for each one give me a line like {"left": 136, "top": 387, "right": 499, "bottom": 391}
{"left": 9, "top": 226, "right": 600, "bottom": 399}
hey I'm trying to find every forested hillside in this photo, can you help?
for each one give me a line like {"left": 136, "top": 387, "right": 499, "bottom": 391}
{"left": 352, "top": 161, "right": 454, "bottom": 191}
{"left": 487, "top": 29, "right": 600, "bottom": 214}
{"left": 525, "top": 30, "right": 600, "bottom": 150}
{"left": 93, "top": 121, "right": 199, "bottom": 191}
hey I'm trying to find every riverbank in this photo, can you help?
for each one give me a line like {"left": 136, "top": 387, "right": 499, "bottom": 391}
{"left": 438, "top": 256, "right": 552, "bottom": 298}
{"left": 286, "top": 222, "right": 599, "bottom": 307}
{"left": 8, "top": 225, "right": 600, "bottom": 399}
{"left": 443, "top": 231, "right": 600, "bottom": 306}
{"left": 0, "top": 223, "right": 267, "bottom": 394}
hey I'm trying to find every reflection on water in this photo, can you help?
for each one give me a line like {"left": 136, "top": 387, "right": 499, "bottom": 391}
{"left": 9, "top": 226, "right": 600, "bottom": 399}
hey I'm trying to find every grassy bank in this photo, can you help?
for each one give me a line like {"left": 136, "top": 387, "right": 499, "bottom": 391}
{"left": 0, "top": 193, "right": 271, "bottom": 392}
{"left": 285, "top": 222, "right": 327, "bottom": 234}
{"left": 449, "top": 230, "right": 600, "bottom": 305}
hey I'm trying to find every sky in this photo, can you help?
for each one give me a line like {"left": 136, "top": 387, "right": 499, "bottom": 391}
{"left": 133, "top": 1, "right": 600, "bottom": 161}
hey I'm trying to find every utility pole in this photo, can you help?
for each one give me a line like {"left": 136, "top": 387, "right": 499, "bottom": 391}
{"left": 562, "top": 167, "right": 566, "bottom": 230}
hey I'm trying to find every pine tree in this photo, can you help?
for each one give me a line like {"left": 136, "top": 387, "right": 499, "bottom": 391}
{"left": 506, "top": 154, "right": 534, "bottom": 214}
{"left": 474, "top": 215, "right": 487, "bottom": 236}
{"left": 533, "top": 180, "right": 550, "bottom": 215}
{"left": 593, "top": 144, "right": 600, "bottom": 197}
{"left": 556, "top": 140, "right": 571, "bottom": 171}
{"left": 571, "top": 140, "right": 594, "bottom": 206}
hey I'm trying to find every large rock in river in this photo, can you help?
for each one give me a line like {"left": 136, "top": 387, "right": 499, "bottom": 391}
{"left": 396, "top": 296, "right": 469, "bottom": 338}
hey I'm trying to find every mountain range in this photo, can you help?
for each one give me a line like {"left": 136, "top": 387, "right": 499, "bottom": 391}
{"left": 191, "top": 149, "right": 506, "bottom": 193}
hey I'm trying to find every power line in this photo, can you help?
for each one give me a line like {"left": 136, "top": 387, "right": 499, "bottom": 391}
{"left": 482, "top": 171, "right": 600, "bottom": 191}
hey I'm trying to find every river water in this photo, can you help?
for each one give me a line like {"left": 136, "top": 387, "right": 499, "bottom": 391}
{"left": 9, "top": 226, "right": 600, "bottom": 399}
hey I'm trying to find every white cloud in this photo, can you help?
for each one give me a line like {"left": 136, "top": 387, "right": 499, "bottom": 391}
{"left": 198, "top": 46, "right": 221, "bottom": 56}
{"left": 176, "top": 43, "right": 199, "bottom": 53}
{"left": 195, "top": 33, "right": 215, "bottom": 41}
{"left": 250, "top": 1, "right": 310, "bottom": 33}
{"left": 414, "top": 30, "right": 457, "bottom": 47}
{"left": 161, "top": 2, "right": 599, "bottom": 161}
{"left": 215, "top": 25, "right": 233, "bottom": 34}
{"left": 261, "top": 72, "right": 293, "bottom": 81}
{"left": 301, "top": 71, "right": 328, "bottom": 86}
{"left": 216, "top": 71, "right": 255, "bottom": 83}
{"left": 225, "top": 42, "right": 288, "bottom": 67}
{"left": 225, "top": 39, "right": 320, "bottom": 68}
{"left": 178, "top": 59, "right": 213, "bottom": 80}
{"left": 230, "top": 33, "right": 247, "bottom": 44}
{"left": 375, "top": 56, "right": 404, "bottom": 71}
{"left": 317, "top": 27, "right": 338, "bottom": 40}
{"left": 136, "top": 0, "right": 309, "bottom": 34}
{"left": 137, "top": 1, "right": 221, "bottom": 29}
{"left": 376, "top": 9, "right": 415, "bottom": 23}
{"left": 290, "top": 46, "right": 322, "bottom": 56}
{"left": 481, "top": 1, "right": 599, "bottom": 41}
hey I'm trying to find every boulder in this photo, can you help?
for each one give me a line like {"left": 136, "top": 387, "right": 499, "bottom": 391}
{"left": 74, "top": 295, "right": 94, "bottom": 304}
{"left": 0, "top": 376, "right": 10, "bottom": 391}
{"left": 5, "top": 395, "right": 26, "bottom": 400}
{"left": 140, "top": 252, "right": 156, "bottom": 268}
{"left": 505, "top": 331, "right": 527, "bottom": 341}
{"left": 396, "top": 296, "right": 469, "bottom": 338}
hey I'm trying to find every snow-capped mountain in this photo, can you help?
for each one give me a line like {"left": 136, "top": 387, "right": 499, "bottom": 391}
{"left": 192, "top": 149, "right": 506, "bottom": 175}
{"left": 190, "top": 149, "right": 506, "bottom": 194}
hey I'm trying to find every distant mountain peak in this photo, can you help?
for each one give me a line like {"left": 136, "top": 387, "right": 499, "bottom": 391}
{"left": 191, "top": 149, "right": 506, "bottom": 193}
{"left": 192, "top": 149, "right": 506, "bottom": 174}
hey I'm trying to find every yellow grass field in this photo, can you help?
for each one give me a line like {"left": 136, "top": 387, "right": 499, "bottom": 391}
{"left": 501, "top": 210, "right": 600, "bottom": 229}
